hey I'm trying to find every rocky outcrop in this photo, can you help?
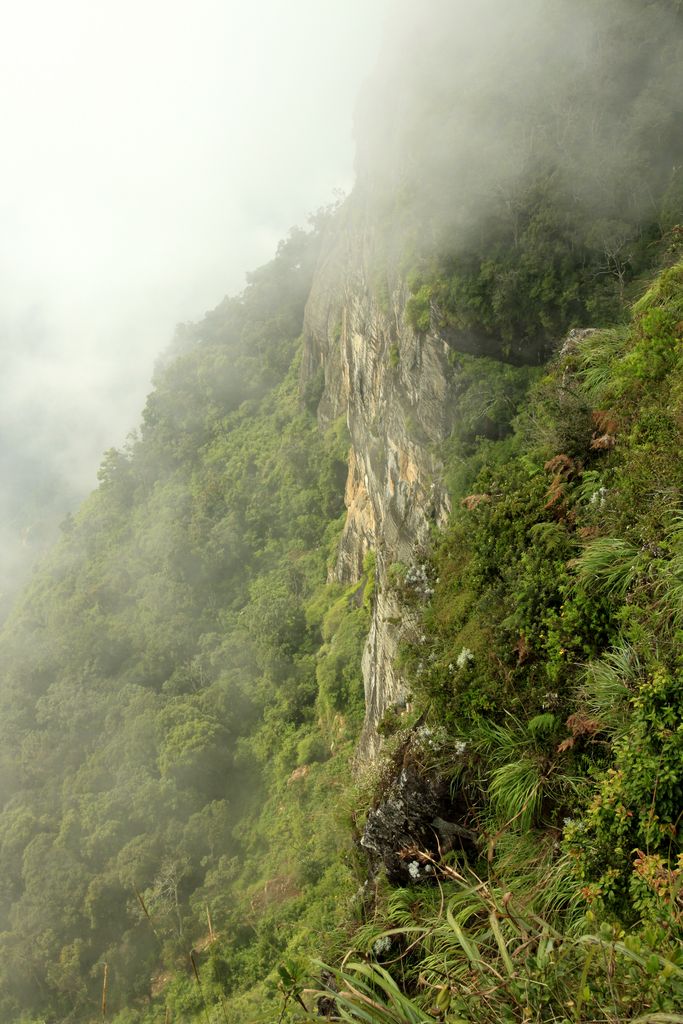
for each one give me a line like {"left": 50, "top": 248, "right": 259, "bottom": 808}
{"left": 301, "top": 199, "right": 456, "bottom": 758}
{"left": 360, "top": 730, "right": 477, "bottom": 884}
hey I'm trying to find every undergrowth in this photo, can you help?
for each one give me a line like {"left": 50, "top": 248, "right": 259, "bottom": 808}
{"left": 277, "top": 260, "right": 683, "bottom": 1024}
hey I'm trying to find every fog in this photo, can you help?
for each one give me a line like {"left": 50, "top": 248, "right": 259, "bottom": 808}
{"left": 0, "top": 0, "right": 389, "bottom": 601}
{"left": 356, "top": 0, "right": 683, "bottom": 249}
{"left": 2, "top": 0, "right": 681, "bottom": 605}
{"left": 0, "top": 2, "right": 681, "bottom": 1017}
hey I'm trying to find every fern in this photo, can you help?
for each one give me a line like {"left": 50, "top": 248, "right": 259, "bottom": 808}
{"left": 527, "top": 712, "right": 558, "bottom": 739}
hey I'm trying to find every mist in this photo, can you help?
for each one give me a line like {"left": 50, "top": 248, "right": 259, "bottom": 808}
{"left": 0, "top": 2, "right": 681, "bottom": 1019}
{"left": 0, "top": 0, "right": 389, "bottom": 607}
{"left": 355, "top": 0, "right": 683, "bottom": 250}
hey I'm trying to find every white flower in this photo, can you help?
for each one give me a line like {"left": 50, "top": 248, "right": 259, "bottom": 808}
{"left": 453, "top": 740, "right": 467, "bottom": 756}
{"left": 408, "top": 860, "right": 421, "bottom": 880}
{"left": 373, "top": 936, "right": 392, "bottom": 956}
{"left": 590, "top": 487, "right": 608, "bottom": 507}
{"left": 456, "top": 648, "right": 475, "bottom": 670}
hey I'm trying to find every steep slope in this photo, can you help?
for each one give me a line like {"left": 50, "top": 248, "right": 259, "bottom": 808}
{"left": 301, "top": 200, "right": 455, "bottom": 758}
{"left": 300, "top": 0, "right": 683, "bottom": 760}
{"left": 289, "top": 254, "right": 683, "bottom": 1024}
{"left": 0, "top": 2, "right": 682, "bottom": 1023}
{"left": 0, "top": 222, "right": 371, "bottom": 1022}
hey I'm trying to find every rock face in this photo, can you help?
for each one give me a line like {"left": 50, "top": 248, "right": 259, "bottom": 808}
{"left": 301, "top": 200, "right": 457, "bottom": 758}
{"left": 360, "top": 731, "right": 477, "bottom": 884}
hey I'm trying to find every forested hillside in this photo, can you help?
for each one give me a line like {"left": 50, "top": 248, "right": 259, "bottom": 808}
{"left": 308, "top": 255, "right": 683, "bottom": 1024}
{"left": 0, "top": 218, "right": 373, "bottom": 1021}
{"left": 0, "top": 1, "right": 682, "bottom": 1022}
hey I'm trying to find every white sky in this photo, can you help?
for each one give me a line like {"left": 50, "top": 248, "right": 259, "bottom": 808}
{"left": 0, "top": 0, "right": 389, "bottom": 496}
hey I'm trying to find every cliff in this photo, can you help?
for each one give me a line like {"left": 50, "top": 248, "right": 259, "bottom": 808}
{"left": 301, "top": 200, "right": 455, "bottom": 757}
{"left": 0, "top": 3, "right": 681, "bottom": 1017}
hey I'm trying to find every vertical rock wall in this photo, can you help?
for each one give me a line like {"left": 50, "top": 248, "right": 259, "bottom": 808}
{"left": 301, "top": 202, "right": 457, "bottom": 758}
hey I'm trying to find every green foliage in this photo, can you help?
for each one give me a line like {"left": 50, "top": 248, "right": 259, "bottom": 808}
{"left": 374, "top": 0, "right": 683, "bottom": 364}
{"left": 574, "top": 536, "right": 643, "bottom": 598}
{"left": 405, "top": 284, "right": 432, "bottom": 334}
{"left": 1, "top": 25, "right": 682, "bottom": 1017}
{"left": 406, "top": 171, "right": 649, "bottom": 361}
{"left": 316, "top": 599, "right": 368, "bottom": 720}
{"left": 473, "top": 714, "right": 579, "bottom": 832}
{"left": 302, "top": 365, "right": 325, "bottom": 413}
{"left": 289, "top": 869, "right": 683, "bottom": 1024}
{"left": 566, "top": 665, "right": 683, "bottom": 913}
{"left": 0, "top": 221, "right": 366, "bottom": 1023}
{"left": 362, "top": 549, "right": 376, "bottom": 612}
{"left": 579, "top": 643, "right": 640, "bottom": 739}
{"left": 389, "top": 258, "right": 683, "bottom": 1012}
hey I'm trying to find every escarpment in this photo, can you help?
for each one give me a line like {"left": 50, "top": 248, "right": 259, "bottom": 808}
{"left": 301, "top": 203, "right": 456, "bottom": 758}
